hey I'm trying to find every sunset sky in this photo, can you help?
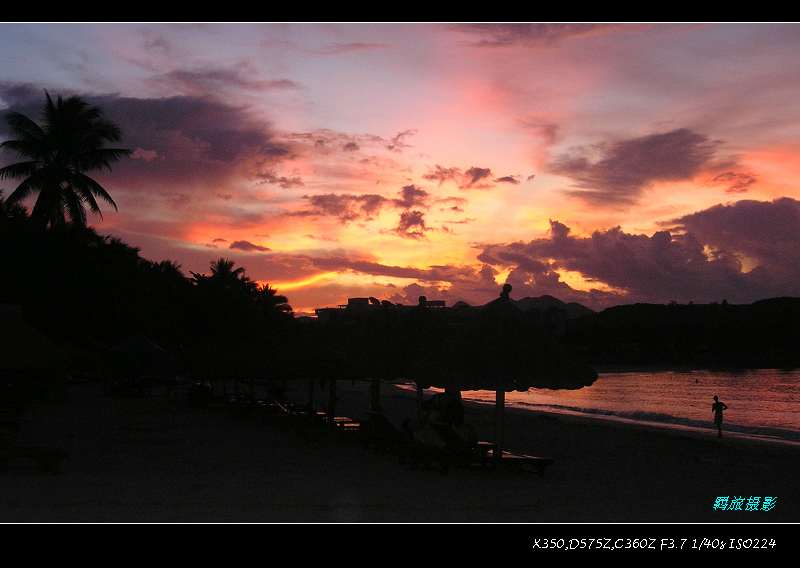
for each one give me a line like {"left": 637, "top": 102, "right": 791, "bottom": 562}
{"left": 2, "top": 22, "right": 800, "bottom": 313}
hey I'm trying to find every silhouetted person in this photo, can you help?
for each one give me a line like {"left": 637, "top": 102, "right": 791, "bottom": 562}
{"left": 712, "top": 395, "right": 728, "bottom": 438}
{"left": 499, "top": 283, "right": 512, "bottom": 301}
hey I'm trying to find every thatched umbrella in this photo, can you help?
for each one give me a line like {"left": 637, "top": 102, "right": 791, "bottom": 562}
{"left": 407, "top": 285, "right": 597, "bottom": 459}
{"left": 281, "top": 301, "right": 408, "bottom": 424}
{"left": 276, "top": 314, "right": 367, "bottom": 423}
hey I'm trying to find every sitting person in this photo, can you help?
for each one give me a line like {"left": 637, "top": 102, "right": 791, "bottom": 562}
{"left": 415, "top": 390, "right": 475, "bottom": 454}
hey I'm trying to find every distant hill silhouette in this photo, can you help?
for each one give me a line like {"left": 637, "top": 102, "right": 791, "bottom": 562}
{"left": 513, "top": 295, "right": 595, "bottom": 320}
{"left": 451, "top": 295, "right": 594, "bottom": 320}
{"left": 450, "top": 294, "right": 800, "bottom": 368}
{"left": 565, "top": 297, "right": 800, "bottom": 368}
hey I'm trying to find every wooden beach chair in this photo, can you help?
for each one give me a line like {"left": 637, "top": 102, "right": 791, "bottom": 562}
{"left": 487, "top": 448, "right": 554, "bottom": 476}
{"left": 334, "top": 417, "right": 361, "bottom": 432}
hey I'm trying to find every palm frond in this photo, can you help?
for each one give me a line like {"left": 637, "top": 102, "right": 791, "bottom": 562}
{"left": 71, "top": 182, "right": 102, "bottom": 216}
{"left": 75, "top": 147, "right": 132, "bottom": 171}
{"left": 0, "top": 161, "right": 41, "bottom": 180}
{"left": 70, "top": 172, "right": 118, "bottom": 210}
{"left": 64, "top": 190, "right": 88, "bottom": 226}
{"left": 90, "top": 118, "right": 123, "bottom": 143}
{"left": 4, "top": 111, "right": 46, "bottom": 142}
{"left": 0, "top": 139, "right": 46, "bottom": 159}
{"left": 68, "top": 179, "right": 104, "bottom": 220}
{"left": 30, "top": 185, "right": 66, "bottom": 228}
{"left": 6, "top": 175, "right": 42, "bottom": 204}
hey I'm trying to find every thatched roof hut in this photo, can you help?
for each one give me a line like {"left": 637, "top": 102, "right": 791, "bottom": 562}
{"left": 401, "top": 285, "right": 598, "bottom": 458}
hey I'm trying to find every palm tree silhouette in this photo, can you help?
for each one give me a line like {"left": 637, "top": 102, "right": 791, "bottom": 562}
{"left": 0, "top": 91, "right": 130, "bottom": 228}
{"left": 256, "top": 284, "right": 292, "bottom": 315}
{"left": 192, "top": 258, "right": 252, "bottom": 291}
{"left": 210, "top": 258, "right": 247, "bottom": 282}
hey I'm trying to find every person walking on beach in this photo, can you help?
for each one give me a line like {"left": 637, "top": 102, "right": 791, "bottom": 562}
{"left": 712, "top": 395, "right": 728, "bottom": 438}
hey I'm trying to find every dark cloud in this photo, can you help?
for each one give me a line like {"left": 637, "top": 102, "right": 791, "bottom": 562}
{"left": 463, "top": 167, "right": 492, "bottom": 188}
{"left": 287, "top": 128, "right": 415, "bottom": 156}
{"left": 229, "top": 240, "right": 271, "bottom": 252}
{"left": 158, "top": 66, "right": 301, "bottom": 95}
{"left": 0, "top": 84, "right": 290, "bottom": 198}
{"left": 295, "top": 193, "right": 387, "bottom": 222}
{"left": 423, "top": 165, "right": 461, "bottom": 185}
{"left": 494, "top": 175, "right": 520, "bottom": 185}
{"left": 423, "top": 165, "right": 496, "bottom": 189}
{"left": 472, "top": 197, "right": 800, "bottom": 308}
{"left": 392, "top": 184, "right": 429, "bottom": 209}
{"left": 0, "top": 82, "right": 47, "bottom": 107}
{"left": 549, "top": 128, "right": 721, "bottom": 205}
{"left": 452, "top": 23, "right": 630, "bottom": 48}
{"left": 394, "top": 210, "right": 428, "bottom": 239}
{"left": 671, "top": 197, "right": 800, "bottom": 276}
{"left": 294, "top": 184, "right": 429, "bottom": 223}
{"left": 386, "top": 129, "right": 417, "bottom": 152}
{"left": 710, "top": 171, "right": 757, "bottom": 193}
{"left": 256, "top": 171, "right": 305, "bottom": 189}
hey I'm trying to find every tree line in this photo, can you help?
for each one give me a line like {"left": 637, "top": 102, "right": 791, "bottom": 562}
{"left": 0, "top": 93, "right": 293, "bottom": 383}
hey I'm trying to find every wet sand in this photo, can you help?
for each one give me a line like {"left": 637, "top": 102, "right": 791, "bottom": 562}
{"left": 1, "top": 380, "right": 797, "bottom": 522}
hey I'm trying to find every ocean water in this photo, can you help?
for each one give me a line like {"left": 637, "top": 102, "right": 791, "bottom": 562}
{"left": 423, "top": 369, "right": 800, "bottom": 443}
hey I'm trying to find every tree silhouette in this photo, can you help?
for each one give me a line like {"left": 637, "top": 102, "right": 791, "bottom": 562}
{"left": 192, "top": 258, "right": 252, "bottom": 292}
{"left": 0, "top": 92, "right": 130, "bottom": 228}
{"left": 255, "top": 284, "right": 292, "bottom": 315}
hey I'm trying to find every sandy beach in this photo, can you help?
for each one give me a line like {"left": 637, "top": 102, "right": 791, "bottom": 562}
{"left": 1, "top": 380, "right": 797, "bottom": 522}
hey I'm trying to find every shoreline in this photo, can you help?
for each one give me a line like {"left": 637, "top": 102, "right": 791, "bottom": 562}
{"left": 384, "top": 381, "right": 800, "bottom": 448}
{"left": 593, "top": 364, "right": 800, "bottom": 374}
{"left": 469, "top": 395, "right": 800, "bottom": 448}
{"left": 1, "top": 380, "right": 797, "bottom": 522}
{"left": 497, "top": 398, "right": 800, "bottom": 450}
{"left": 382, "top": 383, "right": 800, "bottom": 450}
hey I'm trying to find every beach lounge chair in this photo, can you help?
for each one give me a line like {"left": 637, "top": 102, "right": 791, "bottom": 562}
{"left": 406, "top": 431, "right": 555, "bottom": 476}
{"left": 333, "top": 417, "right": 361, "bottom": 432}
{"left": 315, "top": 411, "right": 360, "bottom": 432}
{"left": 486, "top": 448, "right": 554, "bottom": 476}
